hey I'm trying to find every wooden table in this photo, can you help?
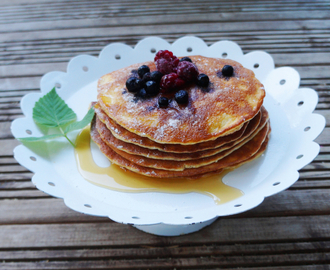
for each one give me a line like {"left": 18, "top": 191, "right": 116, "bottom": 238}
{"left": 1, "top": 0, "right": 330, "bottom": 269}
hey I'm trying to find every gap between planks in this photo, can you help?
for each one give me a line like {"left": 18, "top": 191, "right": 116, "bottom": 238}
{"left": 0, "top": 240, "right": 329, "bottom": 260}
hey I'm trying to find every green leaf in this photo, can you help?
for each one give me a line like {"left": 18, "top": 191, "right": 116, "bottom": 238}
{"left": 18, "top": 134, "right": 63, "bottom": 142}
{"left": 19, "top": 87, "right": 94, "bottom": 148}
{"left": 33, "top": 87, "right": 76, "bottom": 128}
{"left": 64, "top": 108, "right": 95, "bottom": 134}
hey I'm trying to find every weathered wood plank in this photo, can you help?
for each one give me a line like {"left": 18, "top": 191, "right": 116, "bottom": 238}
{"left": 0, "top": 198, "right": 107, "bottom": 224}
{"left": 0, "top": 76, "right": 41, "bottom": 91}
{"left": 0, "top": 165, "right": 27, "bottom": 173}
{"left": 0, "top": 139, "right": 19, "bottom": 156}
{"left": 3, "top": 36, "right": 330, "bottom": 66}
{"left": 0, "top": 240, "right": 329, "bottom": 260}
{"left": 299, "top": 171, "right": 330, "bottom": 179}
{"left": 0, "top": 253, "right": 330, "bottom": 270}
{"left": 1, "top": 0, "right": 329, "bottom": 18}
{"left": 0, "top": 172, "right": 33, "bottom": 181}
{"left": 0, "top": 62, "right": 66, "bottom": 78}
{"left": 0, "top": 189, "right": 49, "bottom": 199}
{"left": 0, "top": 10, "right": 329, "bottom": 33}
{"left": 1, "top": 20, "right": 330, "bottom": 45}
{"left": 2, "top": 35, "right": 330, "bottom": 58}
{"left": 0, "top": 122, "right": 13, "bottom": 139}
{"left": 0, "top": 180, "right": 34, "bottom": 189}
{"left": 1, "top": 215, "right": 330, "bottom": 248}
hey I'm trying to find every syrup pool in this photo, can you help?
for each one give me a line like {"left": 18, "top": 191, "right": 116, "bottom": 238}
{"left": 74, "top": 126, "right": 244, "bottom": 205}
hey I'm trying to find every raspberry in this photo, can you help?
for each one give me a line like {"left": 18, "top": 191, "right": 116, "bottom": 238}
{"left": 176, "top": 61, "right": 198, "bottom": 82}
{"left": 160, "top": 73, "right": 185, "bottom": 91}
{"left": 154, "top": 50, "right": 179, "bottom": 74}
{"left": 154, "top": 50, "right": 174, "bottom": 61}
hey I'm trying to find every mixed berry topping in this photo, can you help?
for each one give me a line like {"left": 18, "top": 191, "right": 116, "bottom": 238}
{"left": 196, "top": 73, "right": 209, "bottom": 87}
{"left": 158, "top": 96, "right": 169, "bottom": 108}
{"left": 160, "top": 73, "right": 185, "bottom": 91}
{"left": 125, "top": 50, "right": 234, "bottom": 108}
{"left": 222, "top": 65, "right": 234, "bottom": 77}
{"left": 154, "top": 50, "right": 180, "bottom": 74}
{"left": 175, "top": 90, "right": 189, "bottom": 104}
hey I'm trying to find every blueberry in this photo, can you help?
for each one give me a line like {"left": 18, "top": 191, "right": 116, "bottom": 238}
{"left": 180, "top": 57, "right": 192, "bottom": 62}
{"left": 222, "top": 65, "right": 234, "bottom": 77}
{"left": 175, "top": 90, "right": 189, "bottom": 104}
{"left": 158, "top": 96, "right": 169, "bottom": 108}
{"left": 137, "top": 88, "right": 147, "bottom": 98}
{"left": 196, "top": 73, "right": 209, "bottom": 87}
{"left": 138, "top": 65, "right": 150, "bottom": 78}
{"left": 126, "top": 77, "right": 142, "bottom": 92}
{"left": 150, "top": 71, "right": 163, "bottom": 83}
{"left": 142, "top": 72, "right": 152, "bottom": 83}
{"left": 145, "top": 81, "right": 159, "bottom": 96}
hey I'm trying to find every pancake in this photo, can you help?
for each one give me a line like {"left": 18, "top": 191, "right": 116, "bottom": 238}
{"left": 95, "top": 106, "right": 268, "bottom": 161}
{"left": 101, "top": 122, "right": 269, "bottom": 171}
{"left": 94, "top": 102, "right": 262, "bottom": 153}
{"left": 90, "top": 117, "right": 270, "bottom": 178}
{"left": 97, "top": 55, "right": 265, "bottom": 145}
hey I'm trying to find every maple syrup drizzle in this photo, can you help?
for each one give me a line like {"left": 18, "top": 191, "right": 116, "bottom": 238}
{"left": 74, "top": 127, "right": 243, "bottom": 205}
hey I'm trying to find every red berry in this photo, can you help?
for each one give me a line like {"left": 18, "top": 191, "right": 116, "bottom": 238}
{"left": 160, "top": 73, "right": 185, "bottom": 91}
{"left": 154, "top": 50, "right": 179, "bottom": 74}
{"left": 176, "top": 61, "right": 198, "bottom": 81}
{"left": 154, "top": 50, "right": 174, "bottom": 61}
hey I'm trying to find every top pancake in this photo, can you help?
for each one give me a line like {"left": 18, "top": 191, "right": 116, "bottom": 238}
{"left": 98, "top": 55, "right": 265, "bottom": 145}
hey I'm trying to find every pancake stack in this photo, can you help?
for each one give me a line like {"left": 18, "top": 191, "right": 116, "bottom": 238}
{"left": 90, "top": 54, "right": 270, "bottom": 178}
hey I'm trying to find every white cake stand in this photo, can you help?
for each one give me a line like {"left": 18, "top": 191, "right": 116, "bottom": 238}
{"left": 11, "top": 36, "right": 325, "bottom": 236}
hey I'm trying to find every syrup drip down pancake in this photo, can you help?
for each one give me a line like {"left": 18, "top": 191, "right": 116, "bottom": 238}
{"left": 90, "top": 52, "right": 270, "bottom": 178}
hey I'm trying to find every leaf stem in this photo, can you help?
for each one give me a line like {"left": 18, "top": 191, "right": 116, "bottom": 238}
{"left": 64, "top": 134, "right": 76, "bottom": 147}
{"left": 59, "top": 126, "right": 76, "bottom": 147}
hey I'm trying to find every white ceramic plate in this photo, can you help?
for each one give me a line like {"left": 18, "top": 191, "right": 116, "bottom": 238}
{"left": 11, "top": 36, "right": 325, "bottom": 236}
